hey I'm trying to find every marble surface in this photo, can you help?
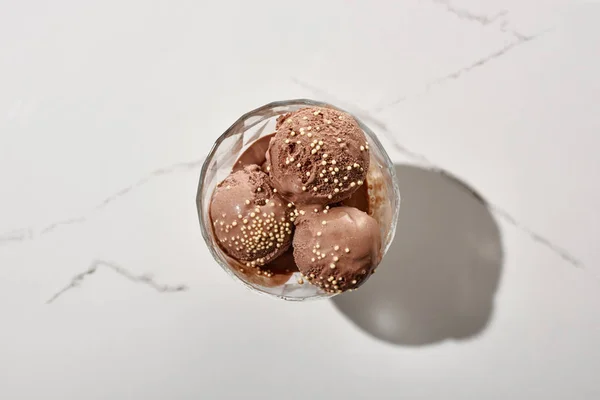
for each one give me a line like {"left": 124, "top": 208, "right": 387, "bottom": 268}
{"left": 1, "top": 0, "right": 599, "bottom": 398}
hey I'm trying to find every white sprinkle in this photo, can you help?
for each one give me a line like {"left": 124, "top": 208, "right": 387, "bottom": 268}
{"left": 345, "top": 248, "right": 350, "bottom": 253}
{"left": 360, "top": 146, "right": 365, "bottom": 151}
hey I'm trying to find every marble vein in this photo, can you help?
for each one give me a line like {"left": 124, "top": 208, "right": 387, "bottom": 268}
{"left": 46, "top": 259, "right": 188, "bottom": 304}
{"left": 0, "top": 158, "right": 204, "bottom": 244}
{"left": 290, "top": 78, "right": 585, "bottom": 270}
{"left": 376, "top": 31, "right": 544, "bottom": 112}
{"left": 431, "top": 0, "right": 527, "bottom": 40}
{"left": 432, "top": 0, "right": 507, "bottom": 26}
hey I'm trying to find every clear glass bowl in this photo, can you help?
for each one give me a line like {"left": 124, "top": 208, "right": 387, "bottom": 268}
{"left": 196, "top": 99, "right": 401, "bottom": 301}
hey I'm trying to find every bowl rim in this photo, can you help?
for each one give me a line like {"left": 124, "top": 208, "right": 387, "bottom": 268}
{"left": 196, "top": 99, "right": 401, "bottom": 300}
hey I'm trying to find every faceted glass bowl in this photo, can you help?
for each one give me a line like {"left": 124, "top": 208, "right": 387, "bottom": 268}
{"left": 197, "top": 99, "right": 400, "bottom": 301}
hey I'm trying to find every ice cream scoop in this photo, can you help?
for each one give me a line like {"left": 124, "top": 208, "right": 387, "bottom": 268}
{"left": 292, "top": 206, "right": 382, "bottom": 293}
{"left": 266, "top": 107, "right": 370, "bottom": 207}
{"left": 210, "top": 165, "right": 294, "bottom": 266}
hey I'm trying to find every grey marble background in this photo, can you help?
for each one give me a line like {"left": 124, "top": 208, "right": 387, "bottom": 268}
{"left": 1, "top": 0, "right": 599, "bottom": 399}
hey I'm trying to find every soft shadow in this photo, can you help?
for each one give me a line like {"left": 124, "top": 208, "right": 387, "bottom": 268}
{"left": 332, "top": 164, "right": 503, "bottom": 346}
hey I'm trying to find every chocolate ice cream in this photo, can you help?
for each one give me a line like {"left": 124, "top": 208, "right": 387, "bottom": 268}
{"left": 266, "top": 107, "right": 370, "bottom": 206}
{"left": 207, "top": 104, "right": 388, "bottom": 295}
{"left": 210, "top": 165, "right": 294, "bottom": 267}
{"left": 292, "top": 206, "right": 382, "bottom": 294}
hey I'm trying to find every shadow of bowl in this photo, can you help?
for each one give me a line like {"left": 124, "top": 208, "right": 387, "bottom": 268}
{"left": 332, "top": 164, "right": 504, "bottom": 346}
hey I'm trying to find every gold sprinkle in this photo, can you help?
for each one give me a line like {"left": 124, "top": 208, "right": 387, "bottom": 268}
{"left": 313, "top": 111, "right": 320, "bottom": 116}
{"left": 360, "top": 146, "right": 365, "bottom": 151}
{"left": 334, "top": 188, "right": 339, "bottom": 193}
{"left": 322, "top": 221, "right": 327, "bottom": 225}
{"left": 350, "top": 182, "right": 356, "bottom": 187}
{"left": 245, "top": 200, "right": 251, "bottom": 205}
{"left": 330, "top": 264, "right": 336, "bottom": 269}
{"left": 313, "top": 187, "right": 318, "bottom": 192}
{"left": 298, "top": 278, "right": 304, "bottom": 285}
{"left": 285, "top": 139, "right": 290, "bottom": 144}
{"left": 307, "top": 132, "right": 313, "bottom": 138}
{"left": 328, "top": 195, "right": 333, "bottom": 199}
{"left": 323, "top": 154, "right": 328, "bottom": 159}
{"left": 290, "top": 132, "right": 296, "bottom": 136}
{"left": 333, "top": 256, "right": 339, "bottom": 262}
{"left": 357, "top": 180, "right": 363, "bottom": 186}
{"left": 303, "top": 116, "right": 308, "bottom": 120}
{"left": 306, "top": 172, "right": 311, "bottom": 177}
{"left": 345, "top": 248, "right": 350, "bottom": 253}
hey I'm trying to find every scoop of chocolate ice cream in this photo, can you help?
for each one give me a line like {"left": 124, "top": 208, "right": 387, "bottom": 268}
{"left": 266, "top": 107, "right": 370, "bottom": 206}
{"left": 292, "top": 206, "right": 382, "bottom": 293}
{"left": 210, "top": 165, "right": 294, "bottom": 266}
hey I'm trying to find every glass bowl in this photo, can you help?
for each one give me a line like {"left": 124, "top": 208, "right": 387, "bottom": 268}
{"left": 196, "top": 99, "right": 400, "bottom": 301}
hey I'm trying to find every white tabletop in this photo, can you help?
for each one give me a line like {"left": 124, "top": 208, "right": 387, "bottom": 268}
{"left": 1, "top": 1, "right": 599, "bottom": 399}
